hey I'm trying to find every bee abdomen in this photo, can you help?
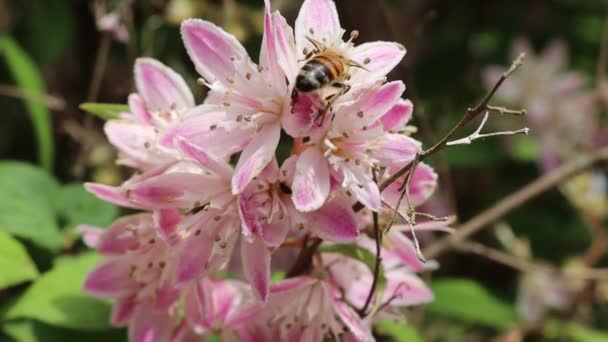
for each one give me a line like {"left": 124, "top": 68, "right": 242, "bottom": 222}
{"left": 296, "top": 55, "right": 344, "bottom": 93}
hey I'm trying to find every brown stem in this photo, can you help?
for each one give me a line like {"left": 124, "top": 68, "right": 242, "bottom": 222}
{"left": 0, "top": 84, "right": 65, "bottom": 111}
{"left": 454, "top": 241, "right": 540, "bottom": 273}
{"left": 358, "top": 208, "right": 381, "bottom": 316}
{"left": 286, "top": 237, "right": 322, "bottom": 278}
{"left": 424, "top": 146, "right": 608, "bottom": 259}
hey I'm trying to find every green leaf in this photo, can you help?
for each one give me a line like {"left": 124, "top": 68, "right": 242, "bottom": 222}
{"left": 2, "top": 320, "right": 126, "bottom": 342}
{"left": 0, "top": 230, "right": 38, "bottom": 289}
{"left": 0, "top": 162, "right": 63, "bottom": 251}
{"left": 320, "top": 244, "right": 387, "bottom": 310}
{"left": 6, "top": 253, "right": 112, "bottom": 331}
{"left": 80, "top": 103, "right": 129, "bottom": 120}
{"left": 545, "top": 320, "right": 608, "bottom": 342}
{"left": 57, "top": 184, "right": 118, "bottom": 230}
{"left": 375, "top": 320, "right": 423, "bottom": 342}
{"left": 0, "top": 35, "right": 54, "bottom": 172}
{"left": 427, "top": 278, "right": 517, "bottom": 329}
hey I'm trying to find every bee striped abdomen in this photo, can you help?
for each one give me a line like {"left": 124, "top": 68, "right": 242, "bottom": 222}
{"left": 295, "top": 54, "right": 345, "bottom": 93}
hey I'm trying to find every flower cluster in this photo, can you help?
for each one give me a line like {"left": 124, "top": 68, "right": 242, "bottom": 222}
{"left": 483, "top": 38, "right": 600, "bottom": 172}
{"left": 80, "top": 0, "right": 442, "bottom": 341}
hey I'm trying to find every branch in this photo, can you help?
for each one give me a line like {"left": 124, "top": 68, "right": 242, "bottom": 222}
{"left": 424, "top": 146, "right": 608, "bottom": 259}
{"left": 454, "top": 241, "right": 540, "bottom": 273}
{"left": 358, "top": 203, "right": 381, "bottom": 316}
{"left": 0, "top": 84, "right": 65, "bottom": 111}
{"left": 285, "top": 237, "right": 322, "bottom": 278}
{"left": 446, "top": 111, "right": 529, "bottom": 146}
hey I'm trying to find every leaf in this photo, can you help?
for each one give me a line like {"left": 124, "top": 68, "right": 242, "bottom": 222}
{"left": 0, "top": 230, "right": 38, "bottom": 289}
{"left": 57, "top": 184, "right": 119, "bottom": 230}
{"left": 545, "top": 320, "right": 608, "bottom": 342}
{"left": 80, "top": 103, "right": 129, "bottom": 120}
{"left": 320, "top": 244, "right": 387, "bottom": 309}
{"left": 427, "top": 278, "right": 517, "bottom": 329}
{"left": 6, "top": 253, "right": 113, "bottom": 331}
{"left": 0, "top": 162, "right": 63, "bottom": 251}
{"left": 0, "top": 35, "right": 54, "bottom": 172}
{"left": 2, "top": 320, "right": 126, "bottom": 342}
{"left": 375, "top": 320, "right": 423, "bottom": 342}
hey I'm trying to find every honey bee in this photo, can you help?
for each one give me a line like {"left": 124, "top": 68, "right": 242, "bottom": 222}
{"left": 291, "top": 32, "right": 366, "bottom": 124}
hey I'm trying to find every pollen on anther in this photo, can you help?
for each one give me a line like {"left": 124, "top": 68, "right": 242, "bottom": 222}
{"left": 257, "top": 65, "right": 264, "bottom": 73}
{"left": 363, "top": 57, "right": 371, "bottom": 65}
{"left": 215, "top": 235, "right": 221, "bottom": 242}
{"left": 342, "top": 132, "right": 349, "bottom": 138}
{"left": 357, "top": 111, "right": 364, "bottom": 118}
{"left": 362, "top": 125, "right": 368, "bottom": 131}
{"left": 226, "top": 77, "right": 235, "bottom": 84}
{"left": 214, "top": 215, "right": 221, "bottom": 221}
{"left": 245, "top": 72, "right": 252, "bottom": 80}
{"left": 148, "top": 238, "right": 156, "bottom": 244}
{"left": 219, "top": 242, "right": 228, "bottom": 249}
{"left": 223, "top": 101, "right": 231, "bottom": 107}
{"left": 210, "top": 124, "right": 218, "bottom": 131}
{"left": 309, "top": 27, "right": 315, "bottom": 35}
{"left": 236, "top": 115, "right": 243, "bottom": 122}
{"left": 195, "top": 229, "right": 201, "bottom": 236}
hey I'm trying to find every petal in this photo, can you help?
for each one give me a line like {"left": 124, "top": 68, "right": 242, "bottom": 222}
{"left": 177, "top": 137, "right": 234, "bottom": 180}
{"left": 385, "top": 230, "right": 429, "bottom": 272}
{"left": 272, "top": 11, "right": 298, "bottom": 82}
{"left": 161, "top": 107, "right": 253, "bottom": 158}
{"left": 104, "top": 120, "right": 162, "bottom": 168}
{"left": 84, "top": 259, "right": 139, "bottom": 297}
{"left": 134, "top": 58, "right": 194, "bottom": 111}
{"left": 153, "top": 209, "right": 182, "bottom": 245}
{"left": 334, "top": 81, "right": 405, "bottom": 132}
{"left": 304, "top": 196, "right": 359, "bottom": 242}
{"left": 76, "top": 225, "right": 104, "bottom": 249}
{"left": 381, "top": 99, "right": 413, "bottom": 132}
{"left": 85, "top": 183, "right": 141, "bottom": 209}
{"left": 111, "top": 295, "right": 136, "bottom": 325}
{"left": 130, "top": 302, "right": 173, "bottom": 342}
{"left": 371, "top": 134, "right": 421, "bottom": 165}
{"left": 270, "top": 276, "right": 316, "bottom": 294}
{"left": 261, "top": 221, "right": 290, "bottom": 247}
{"left": 384, "top": 271, "right": 434, "bottom": 306}
{"left": 350, "top": 41, "right": 406, "bottom": 81}
{"left": 295, "top": 0, "right": 341, "bottom": 54}
{"left": 333, "top": 298, "right": 374, "bottom": 342}
{"left": 232, "top": 122, "right": 281, "bottom": 194}
{"left": 383, "top": 162, "right": 437, "bottom": 208}
{"left": 291, "top": 147, "right": 330, "bottom": 212}
{"left": 260, "top": 1, "right": 285, "bottom": 91}
{"left": 341, "top": 166, "right": 381, "bottom": 211}
{"left": 128, "top": 172, "right": 227, "bottom": 209}
{"left": 241, "top": 236, "right": 271, "bottom": 302}
{"left": 128, "top": 94, "right": 152, "bottom": 125}
{"left": 176, "top": 232, "right": 215, "bottom": 284}
{"left": 181, "top": 19, "right": 248, "bottom": 83}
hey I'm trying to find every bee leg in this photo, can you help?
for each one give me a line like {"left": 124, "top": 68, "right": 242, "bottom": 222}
{"left": 323, "top": 83, "right": 351, "bottom": 111}
{"left": 297, "top": 49, "right": 317, "bottom": 62}
{"left": 290, "top": 89, "right": 299, "bottom": 113}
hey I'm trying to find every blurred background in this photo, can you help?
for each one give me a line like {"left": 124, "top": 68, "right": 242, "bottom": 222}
{"left": 0, "top": 0, "right": 607, "bottom": 341}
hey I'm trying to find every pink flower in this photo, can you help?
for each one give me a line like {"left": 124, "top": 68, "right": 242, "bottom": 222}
{"left": 290, "top": 82, "right": 421, "bottom": 212}
{"left": 262, "top": 277, "right": 374, "bottom": 341}
{"left": 181, "top": 279, "right": 261, "bottom": 337}
{"left": 167, "top": 0, "right": 406, "bottom": 195}
{"left": 105, "top": 58, "right": 195, "bottom": 169}
{"left": 483, "top": 38, "right": 599, "bottom": 171}
{"left": 79, "top": 213, "right": 183, "bottom": 342}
